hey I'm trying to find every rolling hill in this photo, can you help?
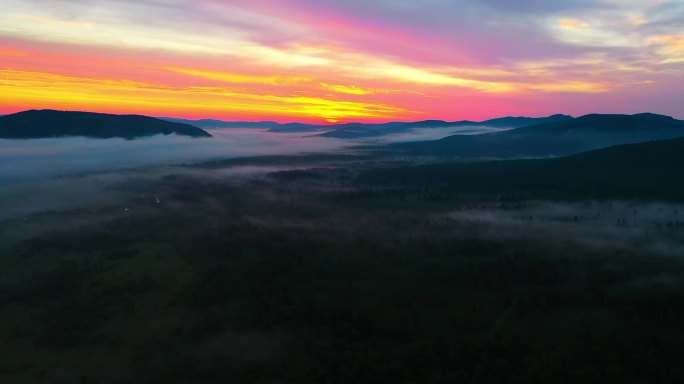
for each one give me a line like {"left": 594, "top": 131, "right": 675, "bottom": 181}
{"left": 320, "top": 114, "right": 573, "bottom": 139}
{"left": 159, "top": 114, "right": 574, "bottom": 137}
{"left": 0, "top": 110, "right": 212, "bottom": 139}
{"left": 160, "top": 117, "right": 327, "bottom": 132}
{"left": 393, "top": 113, "right": 684, "bottom": 158}
{"left": 360, "top": 136, "right": 684, "bottom": 201}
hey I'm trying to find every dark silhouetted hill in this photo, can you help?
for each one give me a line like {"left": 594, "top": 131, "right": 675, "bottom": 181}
{"left": 267, "top": 122, "right": 329, "bottom": 133}
{"left": 159, "top": 114, "right": 573, "bottom": 137}
{"left": 320, "top": 114, "right": 573, "bottom": 139}
{"left": 393, "top": 113, "right": 684, "bottom": 158}
{"left": 360, "top": 136, "right": 684, "bottom": 200}
{"left": 0, "top": 110, "right": 212, "bottom": 139}
{"left": 478, "top": 114, "right": 573, "bottom": 127}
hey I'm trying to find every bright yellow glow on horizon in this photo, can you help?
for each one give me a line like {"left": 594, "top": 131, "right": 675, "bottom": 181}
{"left": 0, "top": 69, "right": 412, "bottom": 121}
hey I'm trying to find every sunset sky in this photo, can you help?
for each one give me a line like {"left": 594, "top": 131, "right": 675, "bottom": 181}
{"left": 1, "top": 0, "right": 682, "bottom": 123}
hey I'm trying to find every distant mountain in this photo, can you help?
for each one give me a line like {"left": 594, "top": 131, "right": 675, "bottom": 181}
{"left": 360, "top": 136, "right": 684, "bottom": 201}
{"left": 393, "top": 113, "right": 684, "bottom": 158}
{"left": 160, "top": 117, "right": 333, "bottom": 133}
{"left": 159, "top": 114, "right": 573, "bottom": 137}
{"left": 160, "top": 117, "right": 281, "bottom": 129}
{"left": 477, "top": 114, "right": 573, "bottom": 128}
{"left": 320, "top": 114, "right": 573, "bottom": 139}
{"left": 0, "top": 110, "right": 211, "bottom": 139}
{"left": 316, "top": 122, "right": 407, "bottom": 138}
{"left": 267, "top": 122, "right": 328, "bottom": 133}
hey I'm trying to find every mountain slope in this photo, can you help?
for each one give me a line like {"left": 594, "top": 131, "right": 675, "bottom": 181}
{"left": 0, "top": 110, "right": 212, "bottom": 139}
{"left": 320, "top": 114, "right": 573, "bottom": 139}
{"left": 159, "top": 114, "right": 574, "bottom": 137}
{"left": 394, "top": 113, "right": 684, "bottom": 158}
{"left": 360, "top": 136, "right": 684, "bottom": 200}
{"left": 478, "top": 114, "right": 573, "bottom": 127}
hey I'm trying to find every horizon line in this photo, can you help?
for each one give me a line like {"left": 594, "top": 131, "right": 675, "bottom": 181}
{"left": 4, "top": 108, "right": 678, "bottom": 126}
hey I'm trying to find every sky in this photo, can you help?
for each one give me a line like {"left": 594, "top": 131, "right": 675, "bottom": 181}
{"left": 0, "top": 0, "right": 682, "bottom": 123}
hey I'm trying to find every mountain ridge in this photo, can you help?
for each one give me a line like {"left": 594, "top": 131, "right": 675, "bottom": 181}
{"left": 360, "top": 135, "right": 684, "bottom": 201}
{"left": 319, "top": 114, "right": 574, "bottom": 139}
{"left": 159, "top": 114, "right": 574, "bottom": 136}
{"left": 0, "top": 110, "right": 212, "bottom": 139}
{"left": 392, "top": 112, "right": 684, "bottom": 158}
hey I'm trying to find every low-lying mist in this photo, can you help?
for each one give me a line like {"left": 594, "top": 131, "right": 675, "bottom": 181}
{"left": 0, "top": 129, "right": 350, "bottom": 183}
{"left": 369, "top": 125, "right": 510, "bottom": 143}
{"left": 1, "top": 123, "right": 503, "bottom": 225}
{"left": 0, "top": 129, "right": 354, "bottom": 224}
{"left": 444, "top": 201, "right": 684, "bottom": 257}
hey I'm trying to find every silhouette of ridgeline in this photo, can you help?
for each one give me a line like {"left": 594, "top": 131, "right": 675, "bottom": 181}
{"left": 0, "top": 110, "right": 212, "bottom": 139}
{"left": 394, "top": 113, "right": 684, "bottom": 158}
{"left": 361, "top": 135, "right": 684, "bottom": 201}
{"left": 319, "top": 114, "right": 574, "bottom": 139}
